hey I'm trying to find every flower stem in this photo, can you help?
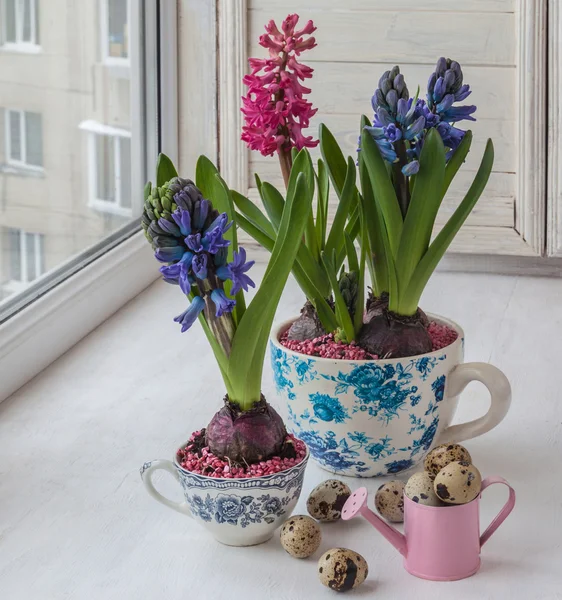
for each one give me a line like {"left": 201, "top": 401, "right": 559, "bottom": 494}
{"left": 393, "top": 140, "right": 410, "bottom": 218}
{"left": 278, "top": 148, "right": 292, "bottom": 188}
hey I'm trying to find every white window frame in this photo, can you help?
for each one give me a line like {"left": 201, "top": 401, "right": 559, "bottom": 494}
{"left": 100, "top": 0, "right": 130, "bottom": 67}
{"left": 4, "top": 108, "right": 44, "bottom": 172}
{"left": 79, "top": 120, "right": 133, "bottom": 218}
{"left": 0, "top": 0, "right": 40, "bottom": 53}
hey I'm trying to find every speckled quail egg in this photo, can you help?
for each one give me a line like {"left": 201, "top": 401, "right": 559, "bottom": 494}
{"left": 280, "top": 515, "right": 322, "bottom": 558}
{"left": 424, "top": 443, "right": 472, "bottom": 479}
{"left": 318, "top": 548, "right": 368, "bottom": 592}
{"left": 307, "top": 479, "right": 352, "bottom": 522}
{"left": 404, "top": 471, "right": 442, "bottom": 506}
{"left": 434, "top": 461, "right": 482, "bottom": 505}
{"left": 375, "top": 480, "right": 405, "bottom": 522}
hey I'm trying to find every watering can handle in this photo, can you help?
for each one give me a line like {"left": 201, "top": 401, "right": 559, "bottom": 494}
{"left": 439, "top": 362, "right": 511, "bottom": 443}
{"left": 479, "top": 476, "right": 516, "bottom": 548}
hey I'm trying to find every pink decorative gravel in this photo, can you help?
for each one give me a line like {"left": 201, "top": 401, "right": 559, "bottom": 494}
{"left": 177, "top": 432, "right": 307, "bottom": 479}
{"left": 280, "top": 332, "right": 379, "bottom": 360}
{"left": 279, "top": 321, "right": 458, "bottom": 359}
{"left": 427, "top": 321, "right": 459, "bottom": 350}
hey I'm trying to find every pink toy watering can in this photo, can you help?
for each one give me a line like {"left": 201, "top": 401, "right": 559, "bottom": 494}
{"left": 342, "top": 476, "right": 515, "bottom": 581}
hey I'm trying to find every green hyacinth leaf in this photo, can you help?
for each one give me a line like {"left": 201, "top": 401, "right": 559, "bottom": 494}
{"left": 443, "top": 130, "right": 473, "bottom": 196}
{"left": 315, "top": 158, "right": 329, "bottom": 251}
{"left": 232, "top": 190, "right": 276, "bottom": 239}
{"left": 402, "top": 139, "right": 494, "bottom": 314}
{"left": 325, "top": 156, "right": 357, "bottom": 259}
{"left": 228, "top": 167, "right": 313, "bottom": 407}
{"left": 259, "top": 182, "right": 286, "bottom": 232}
{"left": 319, "top": 123, "right": 347, "bottom": 198}
{"left": 358, "top": 151, "right": 389, "bottom": 294}
{"left": 156, "top": 153, "right": 178, "bottom": 187}
{"left": 360, "top": 127, "right": 403, "bottom": 257}
{"left": 321, "top": 250, "right": 355, "bottom": 342}
{"left": 394, "top": 128, "right": 446, "bottom": 304}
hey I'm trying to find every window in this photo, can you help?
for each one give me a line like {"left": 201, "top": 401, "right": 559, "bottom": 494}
{"left": 101, "top": 0, "right": 129, "bottom": 64}
{"left": 4, "top": 109, "right": 43, "bottom": 169}
{"left": 1, "top": 0, "right": 40, "bottom": 50}
{"left": 1, "top": 228, "right": 44, "bottom": 296}
{"left": 79, "top": 121, "right": 132, "bottom": 217}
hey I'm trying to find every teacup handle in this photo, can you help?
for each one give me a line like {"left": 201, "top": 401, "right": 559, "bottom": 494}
{"left": 479, "top": 476, "right": 516, "bottom": 548}
{"left": 140, "top": 459, "right": 192, "bottom": 517}
{"left": 439, "top": 362, "right": 511, "bottom": 443}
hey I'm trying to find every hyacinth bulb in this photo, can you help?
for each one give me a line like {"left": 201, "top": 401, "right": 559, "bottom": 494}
{"left": 206, "top": 397, "right": 288, "bottom": 464}
{"left": 358, "top": 309, "right": 432, "bottom": 359}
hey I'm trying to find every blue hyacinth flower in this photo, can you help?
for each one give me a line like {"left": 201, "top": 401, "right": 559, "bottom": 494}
{"left": 210, "top": 289, "right": 236, "bottom": 317}
{"left": 173, "top": 296, "right": 205, "bottom": 333}
{"left": 216, "top": 247, "right": 255, "bottom": 295}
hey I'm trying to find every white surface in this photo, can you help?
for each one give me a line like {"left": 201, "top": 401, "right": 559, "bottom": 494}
{"left": 1, "top": 267, "right": 561, "bottom": 599}
{"left": 234, "top": 1, "right": 546, "bottom": 257}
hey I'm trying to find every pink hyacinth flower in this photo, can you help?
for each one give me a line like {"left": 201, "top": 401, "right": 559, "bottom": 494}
{"left": 241, "top": 13, "right": 319, "bottom": 162}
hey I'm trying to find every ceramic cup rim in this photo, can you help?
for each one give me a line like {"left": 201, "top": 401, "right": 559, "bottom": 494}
{"left": 173, "top": 439, "right": 310, "bottom": 484}
{"left": 270, "top": 312, "right": 464, "bottom": 365}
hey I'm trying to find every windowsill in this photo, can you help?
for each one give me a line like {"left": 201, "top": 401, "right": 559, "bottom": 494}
{"left": 0, "top": 163, "right": 45, "bottom": 178}
{"left": 0, "top": 269, "right": 558, "bottom": 597}
{"left": 89, "top": 199, "right": 133, "bottom": 218}
{"left": 0, "top": 42, "right": 42, "bottom": 54}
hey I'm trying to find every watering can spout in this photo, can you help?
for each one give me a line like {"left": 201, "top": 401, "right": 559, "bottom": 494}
{"left": 342, "top": 487, "right": 408, "bottom": 557}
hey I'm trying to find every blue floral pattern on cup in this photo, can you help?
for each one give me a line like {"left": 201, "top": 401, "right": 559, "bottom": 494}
{"left": 187, "top": 491, "right": 292, "bottom": 527}
{"left": 271, "top": 319, "right": 464, "bottom": 477}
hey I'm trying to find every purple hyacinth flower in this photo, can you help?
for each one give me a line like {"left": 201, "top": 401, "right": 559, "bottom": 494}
{"left": 171, "top": 208, "right": 192, "bottom": 237}
{"left": 441, "top": 105, "right": 477, "bottom": 123}
{"left": 402, "top": 161, "right": 420, "bottom": 176}
{"left": 383, "top": 123, "right": 402, "bottom": 143}
{"left": 192, "top": 199, "right": 210, "bottom": 230}
{"left": 396, "top": 98, "right": 409, "bottom": 124}
{"left": 154, "top": 246, "right": 186, "bottom": 263}
{"left": 216, "top": 247, "right": 256, "bottom": 295}
{"left": 173, "top": 296, "right": 205, "bottom": 333}
{"left": 202, "top": 226, "right": 231, "bottom": 255}
{"left": 364, "top": 125, "right": 385, "bottom": 140}
{"left": 159, "top": 262, "right": 182, "bottom": 282}
{"left": 192, "top": 253, "right": 208, "bottom": 280}
{"left": 455, "top": 84, "right": 471, "bottom": 102}
{"left": 376, "top": 106, "right": 394, "bottom": 127}
{"left": 158, "top": 217, "right": 181, "bottom": 237}
{"left": 433, "top": 77, "right": 447, "bottom": 103}
{"left": 210, "top": 289, "right": 236, "bottom": 317}
{"left": 186, "top": 233, "right": 203, "bottom": 252}
{"left": 404, "top": 115, "right": 425, "bottom": 141}
{"left": 436, "top": 94, "right": 455, "bottom": 114}
{"left": 204, "top": 212, "right": 232, "bottom": 236}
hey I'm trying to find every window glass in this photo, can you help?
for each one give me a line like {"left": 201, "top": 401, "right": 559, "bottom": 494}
{"left": 8, "top": 110, "right": 22, "bottom": 161}
{"left": 9, "top": 229, "right": 21, "bottom": 281}
{"left": 107, "top": 0, "right": 128, "bottom": 59}
{"left": 25, "top": 111, "right": 43, "bottom": 167}
{"left": 0, "top": 2, "right": 148, "bottom": 312}
{"left": 5, "top": 0, "right": 17, "bottom": 43}
{"left": 95, "top": 134, "right": 115, "bottom": 202}
{"left": 120, "top": 137, "right": 132, "bottom": 208}
{"left": 22, "top": 0, "right": 32, "bottom": 42}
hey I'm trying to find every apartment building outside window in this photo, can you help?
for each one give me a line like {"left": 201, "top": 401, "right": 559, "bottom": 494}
{"left": 80, "top": 121, "right": 132, "bottom": 217}
{"left": 4, "top": 109, "right": 43, "bottom": 170}
{"left": 1, "top": 0, "right": 40, "bottom": 50}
